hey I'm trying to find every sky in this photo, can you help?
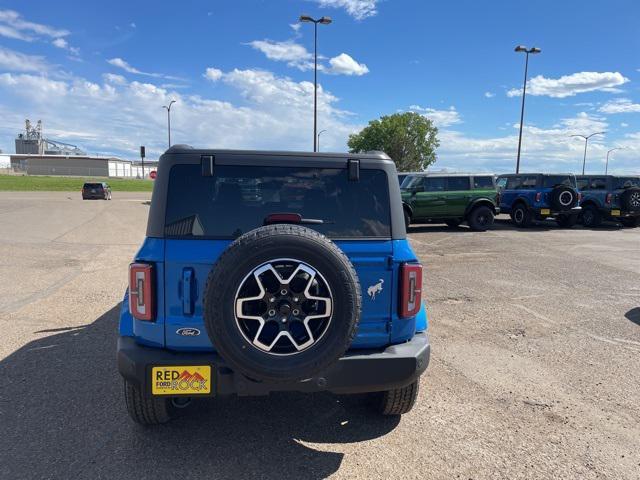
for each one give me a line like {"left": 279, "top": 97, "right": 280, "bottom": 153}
{"left": 0, "top": 0, "right": 639, "bottom": 174}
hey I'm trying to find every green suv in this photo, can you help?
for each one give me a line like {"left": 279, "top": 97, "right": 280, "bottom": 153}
{"left": 401, "top": 173, "right": 499, "bottom": 231}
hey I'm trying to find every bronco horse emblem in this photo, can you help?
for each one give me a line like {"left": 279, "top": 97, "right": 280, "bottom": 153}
{"left": 367, "top": 279, "right": 384, "bottom": 300}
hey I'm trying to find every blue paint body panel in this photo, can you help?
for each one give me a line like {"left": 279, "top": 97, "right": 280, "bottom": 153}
{"left": 119, "top": 237, "right": 428, "bottom": 352}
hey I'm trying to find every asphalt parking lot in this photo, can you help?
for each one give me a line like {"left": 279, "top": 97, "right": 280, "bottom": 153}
{"left": 1, "top": 191, "right": 639, "bottom": 480}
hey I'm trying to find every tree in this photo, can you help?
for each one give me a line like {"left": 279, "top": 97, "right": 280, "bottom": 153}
{"left": 348, "top": 112, "right": 439, "bottom": 171}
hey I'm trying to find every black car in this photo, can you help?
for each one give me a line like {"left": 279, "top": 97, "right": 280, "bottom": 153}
{"left": 82, "top": 182, "right": 112, "bottom": 200}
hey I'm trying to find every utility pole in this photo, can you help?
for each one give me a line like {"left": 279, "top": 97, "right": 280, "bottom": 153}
{"left": 299, "top": 15, "right": 332, "bottom": 152}
{"left": 514, "top": 45, "right": 541, "bottom": 173}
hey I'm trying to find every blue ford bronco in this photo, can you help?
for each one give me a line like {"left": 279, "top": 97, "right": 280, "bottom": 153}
{"left": 576, "top": 175, "right": 640, "bottom": 228}
{"left": 496, "top": 173, "right": 581, "bottom": 228}
{"left": 118, "top": 146, "right": 430, "bottom": 424}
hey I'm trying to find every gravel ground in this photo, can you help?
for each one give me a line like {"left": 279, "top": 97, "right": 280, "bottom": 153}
{"left": 0, "top": 191, "right": 638, "bottom": 480}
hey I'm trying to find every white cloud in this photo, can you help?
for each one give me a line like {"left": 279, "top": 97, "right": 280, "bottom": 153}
{"left": 484, "top": 91, "right": 495, "bottom": 98}
{"left": 327, "top": 53, "right": 369, "bottom": 76}
{"left": 290, "top": 23, "right": 301, "bottom": 32}
{"left": 130, "top": 22, "right": 137, "bottom": 28}
{"left": 0, "top": 68, "right": 359, "bottom": 159}
{"left": 0, "top": 46, "right": 48, "bottom": 72}
{"left": 247, "top": 40, "right": 313, "bottom": 70}
{"left": 107, "top": 57, "right": 182, "bottom": 80}
{"left": 204, "top": 67, "right": 223, "bottom": 82}
{"left": 621, "top": 122, "right": 629, "bottom": 127}
{"left": 408, "top": 105, "right": 462, "bottom": 128}
{"left": 103, "top": 73, "right": 127, "bottom": 85}
{"left": 107, "top": 57, "right": 145, "bottom": 74}
{"left": 432, "top": 111, "right": 638, "bottom": 174}
{"left": 248, "top": 40, "right": 368, "bottom": 76}
{"left": 507, "top": 71, "right": 629, "bottom": 98}
{"left": 313, "top": 0, "right": 379, "bottom": 20}
{"left": 0, "top": 9, "right": 69, "bottom": 41}
{"left": 598, "top": 98, "right": 640, "bottom": 114}
{"left": 52, "top": 37, "right": 80, "bottom": 55}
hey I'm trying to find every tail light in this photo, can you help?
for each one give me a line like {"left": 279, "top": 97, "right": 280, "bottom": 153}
{"left": 577, "top": 192, "right": 582, "bottom": 202}
{"left": 129, "top": 263, "right": 155, "bottom": 321}
{"left": 399, "top": 263, "right": 422, "bottom": 318}
{"left": 605, "top": 193, "right": 612, "bottom": 205}
{"left": 496, "top": 193, "right": 501, "bottom": 205}
{"left": 535, "top": 192, "right": 542, "bottom": 202}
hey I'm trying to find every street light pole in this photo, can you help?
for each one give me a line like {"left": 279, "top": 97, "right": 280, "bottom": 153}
{"left": 570, "top": 132, "right": 606, "bottom": 175}
{"left": 300, "top": 15, "right": 332, "bottom": 152}
{"left": 514, "top": 45, "right": 541, "bottom": 174}
{"left": 605, "top": 147, "right": 622, "bottom": 175}
{"left": 162, "top": 100, "right": 176, "bottom": 149}
{"left": 317, "top": 129, "right": 327, "bottom": 151}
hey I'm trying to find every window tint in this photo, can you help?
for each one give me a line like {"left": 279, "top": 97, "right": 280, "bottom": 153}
{"left": 543, "top": 175, "right": 576, "bottom": 188}
{"left": 398, "top": 174, "right": 407, "bottom": 185}
{"left": 506, "top": 176, "right": 521, "bottom": 189}
{"left": 496, "top": 177, "right": 508, "bottom": 190}
{"left": 590, "top": 178, "right": 607, "bottom": 190}
{"left": 165, "top": 164, "right": 391, "bottom": 239}
{"left": 577, "top": 178, "right": 590, "bottom": 190}
{"left": 447, "top": 177, "right": 470, "bottom": 191}
{"left": 615, "top": 177, "right": 640, "bottom": 189}
{"left": 83, "top": 183, "right": 104, "bottom": 189}
{"left": 423, "top": 177, "right": 446, "bottom": 192}
{"left": 402, "top": 175, "right": 422, "bottom": 189}
{"left": 520, "top": 176, "right": 538, "bottom": 189}
{"left": 473, "top": 176, "right": 494, "bottom": 189}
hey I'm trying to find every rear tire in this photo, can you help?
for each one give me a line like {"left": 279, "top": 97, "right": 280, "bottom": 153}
{"left": 511, "top": 204, "right": 532, "bottom": 228}
{"left": 124, "top": 380, "right": 175, "bottom": 425}
{"left": 621, "top": 217, "right": 639, "bottom": 228}
{"left": 556, "top": 214, "right": 577, "bottom": 228}
{"left": 581, "top": 205, "right": 602, "bottom": 228}
{"left": 404, "top": 209, "right": 411, "bottom": 230}
{"left": 467, "top": 206, "right": 494, "bottom": 232}
{"left": 375, "top": 381, "right": 419, "bottom": 415}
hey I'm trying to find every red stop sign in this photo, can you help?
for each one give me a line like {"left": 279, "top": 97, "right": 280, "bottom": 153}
{"left": 149, "top": 170, "right": 157, "bottom": 180}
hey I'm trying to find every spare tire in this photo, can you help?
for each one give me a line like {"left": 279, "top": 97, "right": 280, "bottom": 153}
{"left": 550, "top": 186, "right": 578, "bottom": 211}
{"left": 203, "top": 224, "right": 361, "bottom": 382}
{"left": 621, "top": 187, "right": 640, "bottom": 212}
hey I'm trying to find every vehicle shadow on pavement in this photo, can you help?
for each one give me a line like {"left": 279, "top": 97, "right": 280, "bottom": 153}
{"left": 626, "top": 307, "right": 640, "bottom": 326}
{"left": 493, "top": 218, "right": 623, "bottom": 232}
{"left": 0, "top": 305, "right": 400, "bottom": 480}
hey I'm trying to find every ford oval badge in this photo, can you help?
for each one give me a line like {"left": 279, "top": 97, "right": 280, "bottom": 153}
{"left": 176, "top": 328, "right": 201, "bottom": 337}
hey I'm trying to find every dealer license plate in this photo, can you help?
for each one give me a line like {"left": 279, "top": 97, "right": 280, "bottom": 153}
{"left": 611, "top": 210, "right": 621, "bottom": 216}
{"left": 151, "top": 366, "right": 212, "bottom": 395}
{"left": 540, "top": 209, "right": 551, "bottom": 215}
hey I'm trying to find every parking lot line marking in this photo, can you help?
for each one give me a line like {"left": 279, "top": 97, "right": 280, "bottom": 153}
{"left": 511, "top": 304, "right": 556, "bottom": 327}
{"left": 587, "top": 334, "right": 640, "bottom": 352}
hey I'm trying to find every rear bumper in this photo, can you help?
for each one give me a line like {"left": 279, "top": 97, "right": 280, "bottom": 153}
{"left": 535, "top": 206, "right": 581, "bottom": 217}
{"left": 117, "top": 332, "right": 430, "bottom": 396}
{"left": 602, "top": 209, "right": 640, "bottom": 219}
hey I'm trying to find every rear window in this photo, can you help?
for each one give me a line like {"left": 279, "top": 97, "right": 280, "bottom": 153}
{"left": 83, "top": 183, "right": 103, "bottom": 189}
{"left": 615, "top": 177, "right": 640, "bottom": 189}
{"left": 543, "top": 175, "right": 576, "bottom": 188}
{"left": 446, "top": 177, "right": 470, "bottom": 191}
{"left": 423, "top": 177, "right": 446, "bottom": 192}
{"left": 473, "top": 176, "right": 494, "bottom": 189}
{"left": 402, "top": 175, "right": 422, "bottom": 189}
{"left": 165, "top": 164, "right": 391, "bottom": 239}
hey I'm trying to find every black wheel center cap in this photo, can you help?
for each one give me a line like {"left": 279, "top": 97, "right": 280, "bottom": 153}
{"left": 278, "top": 302, "right": 292, "bottom": 315}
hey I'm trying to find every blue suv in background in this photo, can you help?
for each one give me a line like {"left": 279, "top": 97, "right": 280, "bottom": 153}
{"left": 117, "top": 147, "right": 430, "bottom": 425}
{"left": 497, "top": 173, "right": 581, "bottom": 228}
{"left": 577, "top": 175, "right": 640, "bottom": 228}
